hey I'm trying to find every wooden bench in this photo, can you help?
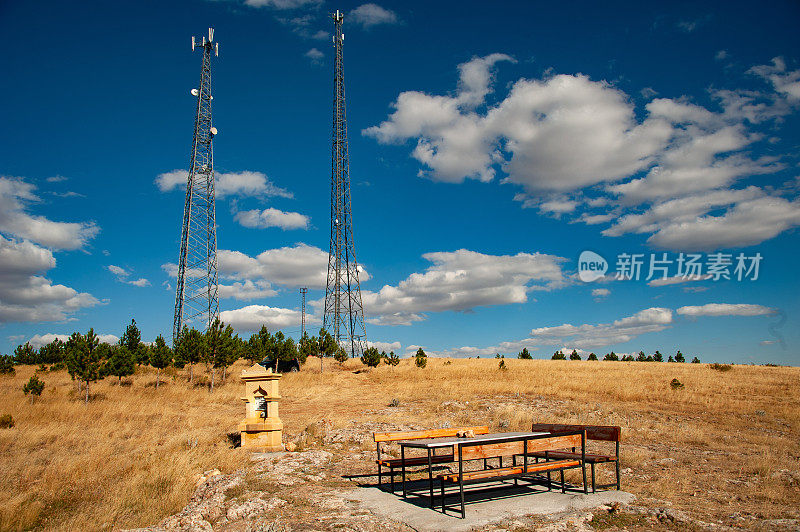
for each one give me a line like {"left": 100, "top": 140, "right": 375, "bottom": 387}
{"left": 530, "top": 423, "right": 621, "bottom": 492}
{"left": 373, "top": 426, "right": 490, "bottom": 492}
{"left": 438, "top": 431, "right": 587, "bottom": 518}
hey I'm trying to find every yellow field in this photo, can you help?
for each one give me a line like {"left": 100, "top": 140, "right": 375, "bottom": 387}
{"left": 1, "top": 357, "right": 798, "bottom": 530}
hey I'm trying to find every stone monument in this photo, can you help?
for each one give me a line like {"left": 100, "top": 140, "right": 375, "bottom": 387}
{"left": 239, "top": 364, "right": 283, "bottom": 452}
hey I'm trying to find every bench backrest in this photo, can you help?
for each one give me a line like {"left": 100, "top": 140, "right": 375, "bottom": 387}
{"left": 460, "top": 432, "right": 583, "bottom": 461}
{"left": 531, "top": 423, "right": 621, "bottom": 442}
{"left": 373, "top": 425, "right": 489, "bottom": 443}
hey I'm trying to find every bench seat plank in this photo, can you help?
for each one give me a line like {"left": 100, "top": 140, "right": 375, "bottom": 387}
{"left": 439, "top": 459, "right": 581, "bottom": 483}
{"left": 377, "top": 454, "right": 454, "bottom": 468}
{"left": 530, "top": 451, "right": 616, "bottom": 463}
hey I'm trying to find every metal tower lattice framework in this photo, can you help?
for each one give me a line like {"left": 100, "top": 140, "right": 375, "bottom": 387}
{"left": 173, "top": 28, "right": 220, "bottom": 343}
{"left": 323, "top": 10, "right": 367, "bottom": 357}
{"left": 300, "top": 287, "right": 308, "bottom": 338}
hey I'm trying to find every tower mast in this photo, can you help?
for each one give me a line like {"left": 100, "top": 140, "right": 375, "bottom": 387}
{"left": 173, "top": 28, "right": 220, "bottom": 343}
{"left": 323, "top": 10, "right": 367, "bottom": 357}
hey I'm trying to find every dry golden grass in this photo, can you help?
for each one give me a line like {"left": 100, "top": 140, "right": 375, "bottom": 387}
{"left": 1, "top": 357, "right": 798, "bottom": 530}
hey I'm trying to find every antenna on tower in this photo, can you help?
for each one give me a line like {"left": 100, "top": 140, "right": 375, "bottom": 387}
{"left": 300, "top": 287, "right": 308, "bottom": 338}
{"left": 323, "top": 10, "right": 367, "bottom": 358}
{"left": 173, "top": 28, "right": 220, "bottom": 344}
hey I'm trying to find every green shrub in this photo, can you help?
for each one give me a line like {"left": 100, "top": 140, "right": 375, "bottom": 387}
{"left": 710, "top": 363, "right": 732, "bottom": 372}
{"left": 0, "top": 414, "right": 13, "bottom": 429}
{"left": 23, "top": 374, "right": 45, "bottom": 401}
{"left": 669, "top": 378, "right": 684, "bottom": 390}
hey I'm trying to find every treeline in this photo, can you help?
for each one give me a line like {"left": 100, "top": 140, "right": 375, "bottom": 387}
{"left": 515, "top": 347, "right": 699, "bottom": 363}
{"left": 2, "top": 319, "right": 364, "bottom": 402}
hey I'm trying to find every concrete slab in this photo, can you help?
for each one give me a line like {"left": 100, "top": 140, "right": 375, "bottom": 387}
{"left": 348, "top": 480, "right": 635, "bottom": 532}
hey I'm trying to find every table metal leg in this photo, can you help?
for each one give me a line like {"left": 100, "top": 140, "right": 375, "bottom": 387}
{"left": 427, "top": 449, "right": 434, "bottom": 509}
{"left": 401, "top": 445, "right": 407, "bottom": 498}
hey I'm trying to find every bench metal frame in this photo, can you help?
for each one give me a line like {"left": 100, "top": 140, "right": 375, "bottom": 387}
{"left": 439, "top": 431, "right": 587, "bottom": 518}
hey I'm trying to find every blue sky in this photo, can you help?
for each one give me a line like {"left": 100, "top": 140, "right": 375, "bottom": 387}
{"left": 1, "top": 0, "right": 799, "bottom": 364}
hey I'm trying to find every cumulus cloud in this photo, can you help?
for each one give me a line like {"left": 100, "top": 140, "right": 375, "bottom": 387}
{"left": 234, "top": 208, "right": 310, "bottom": 230}
{"left": 367, "top": 55, "right": 800, "bottom": 250}
{"left": 220, "top": 305, "right": 312, "bottom": 333}
{"left": 107, "top": 264, "right": 150, "bottom": 288}
{"left": 0, "top": 176, "right": 99, "bottom": 250}
{"left": 591, "top": 288, "right": 610, "bottom": 300}
{"left": 155, "top": 170, "right": 292, "bottom": 199}
{"left": 0, "top": 235, "right": 99, "bottom": 323}
{"left": 676, "top": 303, "right": 776, "bottom": 317}
{"left": 350, "top": 4, "right": 398, "bottom": 27}
{"left": 528, "top": 307, "right": 673, "bottom": 349}
{"left": 218, "top": 243, "right": 340, "bottom": 290}
{"left": 648, "top": 274, "right": 711, "bottom": 287}
{"left": 26, "top": 332, "right": 119, "bottom": 348}
{"left": 365, "top": 340, "right": 402, "bottom": 353}
{"left": 361, "top": 249, "right": 565, "bottom": 322}
{"left": 218, "top": 280, "right": 277, "bottom": 301}
{"left": 244, "top": 0, "right": 321, "bottom": 8}
{"left": 304, "top": 48, "right": 323, "bottom": 63}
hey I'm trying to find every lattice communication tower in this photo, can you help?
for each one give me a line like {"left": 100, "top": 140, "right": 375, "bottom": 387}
{"left": 173, "top": 28, "right": 220, "bottom": 343}
{"left": 323, "top": 10, "right": 367, "bottom": 357}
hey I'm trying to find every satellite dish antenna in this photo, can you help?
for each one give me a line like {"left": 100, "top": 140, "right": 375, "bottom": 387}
{"left": 210, "top": 127, "right": 218, "bottom": 136}
{"left": 191, "top": 88, "right": 199, "bottom": 96}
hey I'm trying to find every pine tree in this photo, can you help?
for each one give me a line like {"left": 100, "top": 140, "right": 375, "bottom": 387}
{"left": 105, "top": 344, "right": 135, "bottom": 384}
{"left": 653, "top": 350, "right": 663, "bottom": 362}
{"left": 246, "top": 326, "right": 274, "bottom": 365}
{"left": 334, "top": 345, "right": 349, "bottom": 365}
{"left": 360, "top": 346, "right": 381, "bottom": 367}
{"left": 691, "top": 356, "right": 700, "bottom": 363}
{"left": 636, "top": 351, "right": 647, "bottom": 362}
{"left": 149, "top": 335, "right": 173, "bottom": 389}
{"left": 387, "top": 351, "right": 400, "bottom": 368}
{"left": 603, "top": 351, "right": 619, "bottom": 361}
{"left": 121, "top": 319, "right": 145, "bottom": 365}
{"left": 0, "top": 355, "right": 15, "bottom": 375}
{"left": 73, "top": 329, "right": 102, "bottom": 404}
{"left": 318, "top": 328, "right": 337, "bottom": 372}
{"left": 675, "top": 351, "right": 685, "bottom": 363}
{"left": 23, "top": 374, "right": 45, "bottom": 403}
{"left": 13, "top": 342, "right": 36, "bottom": 365}
{"left": 587, "top": 353, "right": 598, "bottom": 361}
{"left": 298, "top": 332, "right": 317, "bottom": 364}
{"left": 174, "top": 327, "right": 204, "bottom": 383}
{"left": 569, "top": 350, "right": 581, "bottom": 361}
{"left": 552, "top": 350, "right": 566, "bottom": 360}
{"left": 414, "top": 347, "right": 427, "bottom": 368}
{"left": 518, "top": 348, "right": 532, "bottom": 359}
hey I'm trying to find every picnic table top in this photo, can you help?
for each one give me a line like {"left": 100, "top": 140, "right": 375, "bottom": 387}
{"left": 397, "top": 431, "right": 550, "bottom": 449}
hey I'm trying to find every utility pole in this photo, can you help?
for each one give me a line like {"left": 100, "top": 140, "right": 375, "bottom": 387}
{"left": 173, "top": 28, "right": 220, "bottom": 344}
{"left": 323, "top": 10, "right": 367, "bottom": 358}
{"left": 300, "top": 287, "right": 307, "bottom": 338}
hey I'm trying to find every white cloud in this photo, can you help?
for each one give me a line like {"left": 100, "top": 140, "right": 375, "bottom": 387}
{"left": 304, "top": 48, "right": 323, "bottom": 63}
{"left": 603, "top": 187, "right": 800, "bottom": 251}
{"left": 234, "top": 208, "right": 310, "bottom": 230}
{"left": 367, "top": 56, "right": 800, "bottom": 250}
{"left": 45, "top": 176, "right": 68, "bottom": 183}
{"left": 220, "top": 305, "right": 313, "bottom": 333}
{"left": 648, "top": 274, "right": 711, "bottom": 287}
{"left": 0, "top": 235, "right": 100, "bottom": 323}
{"left": 0, "top": 176, "right": 99, "bottom": 250}
{"left": 366, "top": 312, "right": 425, "bottom": 326}
{"left": 107, "top": 264, "right": 150, "bottom": 288}
{"left": 591, "top": 288, "right": 610, "bottom": 299}
{"left": 365, "top": 340, "right": 401, "bottom": 353}
{"left": 361, "top": 249, "right": 565, "bottom": 321}
{"left": 26, "top": 332, "right": 119, "bottom": 349}
{"left": 155, "top": 170, "right": 292, "bottom": 199}
{"left": 676, "top": 303, "right": 775, "bottom": 317}
{"left": 244, "top": 0, "right": 321, "bottom": 8}
{"left": 749, "top": 57, "right": 800, "bottom": 101}
{"left": 217, "top": 243, "right": 349, "bottom": 290}
{"left": 218, "top": 280, "right": 277, "bottom": 301}
{"left": 107, "top": 265, "right": 128, "bottom": 277}
{"left": 528, "top": 307, "right": 673, "bottom": 349}
{"left": 350, "top": 4, "right": 398, "bottom": 28}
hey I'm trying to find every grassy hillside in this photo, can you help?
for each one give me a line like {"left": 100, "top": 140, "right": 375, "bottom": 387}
{"left": 1, "top": 358, "right": 798, "bottom": 530}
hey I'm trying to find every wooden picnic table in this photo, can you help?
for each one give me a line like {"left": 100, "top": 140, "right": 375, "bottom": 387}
{"left": 397, "top": 431, "right": 550, "bottom": 508}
